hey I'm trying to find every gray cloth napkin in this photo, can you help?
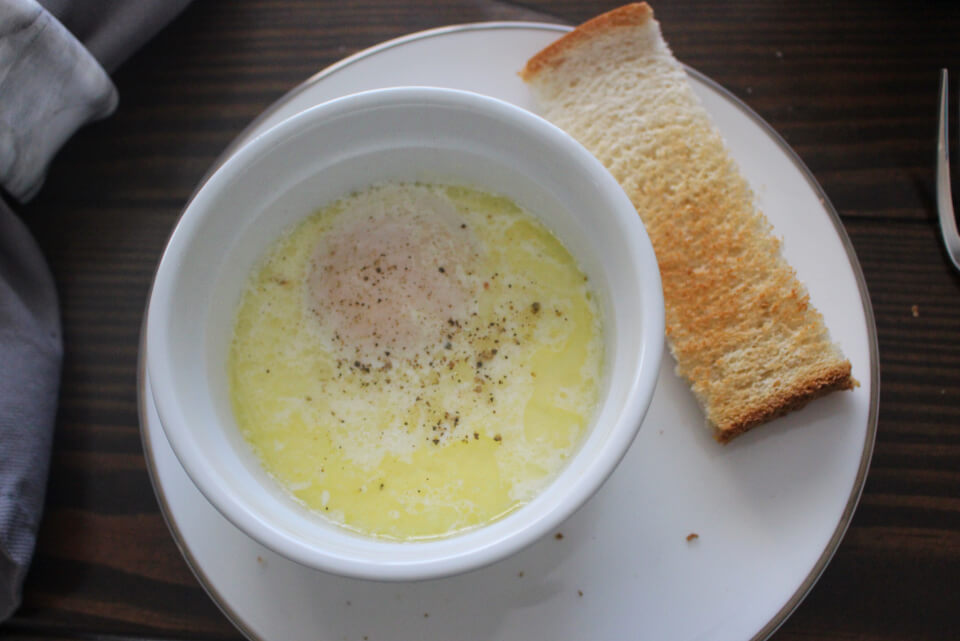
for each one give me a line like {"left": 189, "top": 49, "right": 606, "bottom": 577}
{"left": 0, "top": 203, "right": 60, "bottom": 621}
{"left": 0, "top": 0, "right": 191, "bottom": 621}
{"left": 0, "top": 0, "right": 116, "bottom": 202}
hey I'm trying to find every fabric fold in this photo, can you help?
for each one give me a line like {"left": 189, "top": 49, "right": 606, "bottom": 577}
{"left": 0, "top": 203, "right": 61, "bottom": 621}
{"left": 0, "top": 0, "right": 118, "bottom": 202}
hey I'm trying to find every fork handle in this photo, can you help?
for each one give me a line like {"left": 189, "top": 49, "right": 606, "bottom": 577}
{"left": 937, "top": 69, "right": 960, "bottom": 271}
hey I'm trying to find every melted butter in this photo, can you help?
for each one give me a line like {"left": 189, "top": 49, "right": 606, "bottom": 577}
{"left": 229, "top": 183, "right": 603, "bottom": 540}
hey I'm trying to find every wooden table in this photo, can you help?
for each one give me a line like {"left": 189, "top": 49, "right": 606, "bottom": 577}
{"left": 5, "top": 1, "right": 959, "bottom": 639}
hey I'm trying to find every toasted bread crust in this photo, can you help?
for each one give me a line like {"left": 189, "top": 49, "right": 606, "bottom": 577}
{"left": 715, "top": 362, "right": 855, "bottom": 443}
{"left": 522, "top": 4, "right": 855, "bottom": 442}
{"left": 520, "top": 3, "right": 653, "bottom": 81}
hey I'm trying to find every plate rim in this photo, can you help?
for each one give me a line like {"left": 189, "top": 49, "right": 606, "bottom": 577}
{"left": 137, "top": 20, "right": 879, "bottom": 641}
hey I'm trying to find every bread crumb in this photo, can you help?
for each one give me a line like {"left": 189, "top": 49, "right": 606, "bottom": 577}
{"left": 686, "top": 532, "right": 699, "bottom": 542}
{"left": 911, "top": 304, "right": 919, "bottom": 317}
{"left": 555, "top": 532, "right": 564, "bottom": 540}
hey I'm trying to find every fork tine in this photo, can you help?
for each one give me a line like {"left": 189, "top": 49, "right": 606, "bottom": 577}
{"left": 937, "top": 69, "right": 960, "bottom": 272}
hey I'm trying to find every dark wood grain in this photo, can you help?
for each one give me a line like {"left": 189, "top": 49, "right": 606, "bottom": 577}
{"left": 3, "top": 0, "right": 959, "bottom": 640}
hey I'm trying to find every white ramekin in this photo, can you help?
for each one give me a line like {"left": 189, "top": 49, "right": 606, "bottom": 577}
{"left": 145, "top": 86, "right": 663, "bottom": 581}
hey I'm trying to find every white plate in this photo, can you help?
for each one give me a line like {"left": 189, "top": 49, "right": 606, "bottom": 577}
{"left": 139, "top": 23, "right": 878, "bottom": 641}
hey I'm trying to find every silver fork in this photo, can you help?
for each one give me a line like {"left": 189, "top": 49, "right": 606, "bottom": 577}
{"left": 937, "top": 69, "right": 960, "bottom": 272}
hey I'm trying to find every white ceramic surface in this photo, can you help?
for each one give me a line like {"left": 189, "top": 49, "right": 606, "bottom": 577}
{"left": 139, "top": 23, "right": 878, "bottom": 641}
{"left": 145, "top": 86, "right": 663, "bottom": 580}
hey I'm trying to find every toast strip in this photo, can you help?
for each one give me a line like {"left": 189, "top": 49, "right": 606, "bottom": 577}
{"left": 522, "top": 3, "right": 854, "bottom": 442}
